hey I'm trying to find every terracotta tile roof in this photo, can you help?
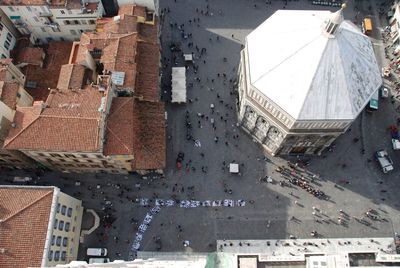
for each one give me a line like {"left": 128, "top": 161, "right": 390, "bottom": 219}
{"left": 0, "top": 186, "right": 54, "bottom": 268}
{"left": 103, "top": 14, "right": 138, "bottom": 34}
{"left": 104, "top": 98, "right": 135, "bottom": 155}
{"left": 104, "top": 97, "right": 165, "bottom": 170}
{"left": 138, "top": 21, "right": 159, "bottom": 43}
{"left": 110, "top": 34, "right": 137, "bottom": 89}
{"left": 22, "top": 42, "right": 72, "bottom": 101}
{"left": 14, "top": 47, "right": 44, "bottom": 66}
{"left": 135, "top": 42, "right": 160, "bottom": 101}
{"left": 118, "top": 5, "right": 146, "bottom": 17}
{"left": 4, "top": 86, "right": 105, "bottom": 152}
{"left": 57, "top": 64, "right": 86, "bottom": 90}
{"left": 0, "top": 81, "right": 19, "bottom": 110}
{"left": 74, "top": 5, "right": 159, "bottom": 98}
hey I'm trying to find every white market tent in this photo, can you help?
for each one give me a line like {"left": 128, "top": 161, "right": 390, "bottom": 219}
{"left": 229, "top": 163, "right": 239, "bottom": 174}
{"left": 246, "top": 9, "right": 382, "bottom": 120}
{"left": 184, "top": 54, "right": 193, "bottom": 62}
{"left": 171, "top": 67, "right": 186, "bottom": 103}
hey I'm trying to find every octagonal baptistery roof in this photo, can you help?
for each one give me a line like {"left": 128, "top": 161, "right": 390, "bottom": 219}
{"left": 246, "top": 9, "right": 382, "bottom": 120}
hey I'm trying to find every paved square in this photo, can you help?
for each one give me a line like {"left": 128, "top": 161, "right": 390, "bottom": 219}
{"left": 0, "top": 0, "right": 399, "bottom": 262}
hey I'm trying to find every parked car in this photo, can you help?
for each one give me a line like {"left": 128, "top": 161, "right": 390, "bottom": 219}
{"left": 88, "top": 258, "right": 110, "bottom": 264}
{"left": 87, "top": 248, "right": 108, "bottom": 256}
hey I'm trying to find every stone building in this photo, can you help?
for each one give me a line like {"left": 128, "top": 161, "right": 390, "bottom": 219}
{"left": 0, "top": 59, "right": 35, "bottom": 169}
{"left": 0, "top": 0, "right": 104, "bottom": 44}
{"left": 3, "top": 5, "right": 165, "bottom": 174}
{"left": 237, "top": 7, "right": 382, "bottom": 155}
{"left": 0, "top": 185, "right": 83, "bottom": 268}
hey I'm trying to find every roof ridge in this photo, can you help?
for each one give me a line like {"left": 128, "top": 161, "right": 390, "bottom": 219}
{"left": 135, "top": 109, "right": 165, "bottom": 168}
{"left": 39, "top": 115, "right": 99, "bottom": 120}
{"left": 3, "top": 110, "right": 41, "bottom": 148}
{"left": 105, "top": 125, "right": 134, "bottom": 155}
{"left": 297, "top": 36, "right": 331, "bottom": 119}
{"left": 108, "top": 97, "right": 132, "bottom": 117}
{"left": 252, "top": 33, "right": 323, "bottom": 85}
{"left": 2, "top": 189, "right": 53, "bottom": 222}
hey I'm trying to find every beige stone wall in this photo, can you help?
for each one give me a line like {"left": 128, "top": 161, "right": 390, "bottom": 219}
{"left": 21, "top": 150, "right": 130, "bottom": 174}
{"left": 16, "top": 85, "right": 34, "bottom": 107}
{"left": 46, "top": 191, "right": 83, "bottom": 266}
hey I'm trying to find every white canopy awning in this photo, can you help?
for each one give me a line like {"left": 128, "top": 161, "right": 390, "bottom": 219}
{"left": 184, "top": 54, "right": 193, "bottom": 61}
{"left": 229, "top": 163, "right": 239, "bottom": 173}
{"left": 171, "top": 67, "right": 186, "bottom": 103}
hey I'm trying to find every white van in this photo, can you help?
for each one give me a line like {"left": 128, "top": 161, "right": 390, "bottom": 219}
{"left": 88, "top": 258, "right": 110, "bottom": 264}
{"left": 87, "top": 248, "right": 108, "bottom": 256}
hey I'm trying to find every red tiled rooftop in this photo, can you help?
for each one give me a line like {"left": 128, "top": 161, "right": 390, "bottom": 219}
{"left": 57, "top": 64, "right": 87, "bottom": 90}
{"left": 135, "top": 42, "right": 160, "bottom": 101}
{"left": 0, "top": 186, "right": 54, "bottom": 268}
{"left": 0, "top": 81, "right": 19, "bottom": 110}
{"left": 119, "top": 5, "right": 146, "bottom": 17}
{"left": 14, "top": 47, "right": 44, "bottom": 66}
{"left": 103, "top": 14, "right": 138, "bottom": 34}
{"left": 22, "top": 42, "right": 72, "bottom": 101}
{"left": 4, "top": 86, "right": 104, "bottom": 152}
{"left": 104, "top": 97, "right": 165, "bottom": 170}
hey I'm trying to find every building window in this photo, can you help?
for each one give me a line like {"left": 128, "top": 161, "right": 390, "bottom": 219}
{"left": 8, "top": 7, "right": 15, "bottom": 12}
{"left": 54, "top": 219, "right": 58, "bottom": 229}
{"left": 56, "top": 236, "right": 61, "bottom": 246}
{"left": 73, "top": 20, "right": 80, "bottom": 25}
{"left": 4, "top": 40, "right": 10, "bottom": 50}
{"left": 64, "top": 154, "right": 75, "bottom": 158}
{"left": 81, "top": 20, "right": 87, "bottom": 24}
{"left": 65, "top": 222, "right": 70, "bottom": 232}
{"left": 26, "top": 6, "right": 32, "bottom": 12}
{"left": 7, "top": 33, "right": 13, "bottom": 42}
{"left": 0, "top": 24, "right": 3, "bottom": 31}
{"left": 61, "top": 205, "right": 67, "bottom": 215}
{"left": 56, "top": 203, "right": 61, "bottom": 213}
{"left": 60, "top": 10, "right": 65, "bottom": 14}
{"left": 67, "top": 207, "right": 72, "bottom": 217}
{"left": 51, "top": 235, "right": 55, "bottom": 245}
{"left": 41, "top": 27, "right": 46, "bottom": 33}
{"left": 68, "top": 10, "right": 73, "bottom": 15}
{"left": 1, "top": 54, "right": 6, "bottom": 59}
{"left": 70, "top": 30, "right": 77, "bottom": 35}
{"left": 64, "top": 20, "right": 71, "bottom": 25}
{"left": 33, "top": 16, "right": 40, "bottom": 22}
{"left": 48, "top": 250, "right": 53, "bottom": 261}
{"left": 50, "top": 153, "right": 60, "bottom": 158}
{"left": 54, "top": 251, "right": 60, "bottom": 261}
{"left": 58, "top": 220, "right": 64, "bottom": 230}
{"left": 89, "top": 20, "right": 96, "bottom": 25}
{"left": 61, "top": 251, "right": 67, "bottom": 261}
{"left": 62, "top": 237, "right": 68, "bottom": 247}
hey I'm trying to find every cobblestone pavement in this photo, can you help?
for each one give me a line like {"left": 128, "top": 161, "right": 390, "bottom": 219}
{"left": 1, "top": 0, "right": 400, "bottom": 262}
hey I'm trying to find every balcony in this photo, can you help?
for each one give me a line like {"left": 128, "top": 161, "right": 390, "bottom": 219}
{"left": 44, "top": 22, "right": 60, "bottom": 29}
{"left": 39, "top": 11, "right": 53, "bottom": 17}
{"left": 14, "top": 20, "right": 27, "bottom": 28}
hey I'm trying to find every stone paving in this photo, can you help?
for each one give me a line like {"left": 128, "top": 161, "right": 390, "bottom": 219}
{"left": 0, "top": 0, "right": 400, "bottom": 263}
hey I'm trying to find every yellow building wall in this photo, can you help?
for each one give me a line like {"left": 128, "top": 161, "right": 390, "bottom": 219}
{"left": 46, "top": 191, "right": 83, "bottom": 266}
{"left": 16, "top": 85, "right": 33, "bottom": 107}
